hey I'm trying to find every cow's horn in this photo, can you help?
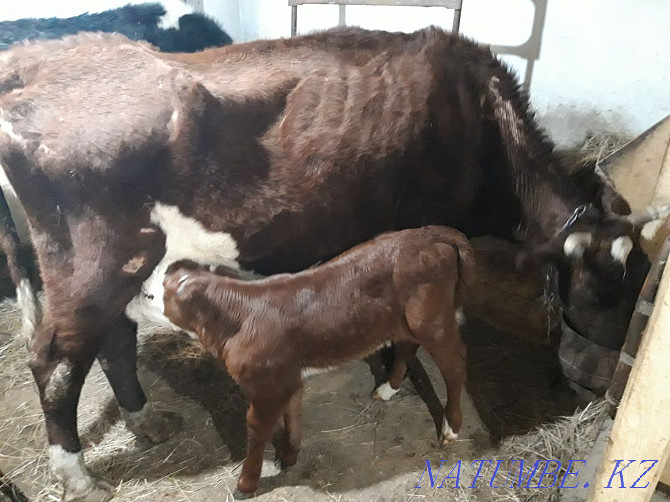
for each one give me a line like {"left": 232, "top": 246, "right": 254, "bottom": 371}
{"left": 564, "top": 232, "right": 592, "bottom": 259}
{"left": 626, "top": 205, "right": 670, "bottom": 226}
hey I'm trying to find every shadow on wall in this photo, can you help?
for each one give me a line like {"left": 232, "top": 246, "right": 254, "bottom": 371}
{"left": 488, "top": 0, "right": 548, "bottom": 93}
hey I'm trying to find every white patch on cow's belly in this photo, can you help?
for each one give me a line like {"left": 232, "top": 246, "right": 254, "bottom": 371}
{"left": 125, "top": 202, "right": 240, "bottom": 331}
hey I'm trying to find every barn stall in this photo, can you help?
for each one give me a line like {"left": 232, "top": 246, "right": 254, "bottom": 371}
{"left": 0, "top": 1, "right": 669, "bottom": 501}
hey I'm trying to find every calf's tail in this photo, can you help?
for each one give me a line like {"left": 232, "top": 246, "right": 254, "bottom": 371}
{"left": 0, "top": 185, "right": 41, "bottom": 346}
{"left": 432, "top": 229, "right": 476, "bottom": 291}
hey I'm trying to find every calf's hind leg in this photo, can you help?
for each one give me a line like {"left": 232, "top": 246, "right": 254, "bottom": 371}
{"left": 421, "top": 331, "right": 466, "bottom": 445}
{"left": 372, "top": 341, "right": 418, "bottom": 401}
{"left": 97, "top": 314, "right": 182, "bottom": 443}
{"left": 273, "top": 386, "right": 303, "bottom": 468}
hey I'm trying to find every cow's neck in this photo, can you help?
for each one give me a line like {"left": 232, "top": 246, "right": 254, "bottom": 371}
{"left": 514, "top": 164, "right": 591, "bottom": 247}
{"left": 485, "top": 74, "right": 590, "bottom": 247}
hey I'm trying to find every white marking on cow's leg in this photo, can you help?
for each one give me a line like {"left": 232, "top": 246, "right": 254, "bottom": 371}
{"left": 17, "top": 278, "right": 41, "bottom": 346}
{"left": 372, "top": 381, "right": 399, "bottom": 401}
{"left": 44, "top": 360, "right": 73, "bottom": 404}
{"left": 125, "top": 202, "right": 241, "bottom": 331}
{"left": 455, "top": 307, "right": 466, "bottom": 327}
{"left": 121, "top": 405, "right": 149, "bottom": 433}
{"left": 611, "top": 236, "right": 633, "bottom": 265}
{"left": 49, "top": 445, "right": 113, "bottom": 502}
{"left": 440, "top": 416, "right": 458, "bottom": 443}
{"left": 563, "top": 232, "right": 592, "bottom": 259}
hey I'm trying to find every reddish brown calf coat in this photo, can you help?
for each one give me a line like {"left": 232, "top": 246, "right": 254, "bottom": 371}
{"left": 163, "top": 226, "right": 474, "bottom": 494}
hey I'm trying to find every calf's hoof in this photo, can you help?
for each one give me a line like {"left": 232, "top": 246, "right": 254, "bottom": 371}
{"left": 233, "top": 489, "right": 256, "bottom": 500}
{"left": 63, "top": 478, "right": 115, "bottom": 502}
{"left": 122, "top": 406, "right": 183, "bottom": 444}
{"left": 278, "top": 449, "right": 299, "bottom": 469}
{"left": 438, "top": 418, "right": 459, "bottom": 446}
{"left": 371, "top": 382, "right": 399, "bottom": 401}
{"left": 235, "top": 477, "right": 258, "bottom": 498}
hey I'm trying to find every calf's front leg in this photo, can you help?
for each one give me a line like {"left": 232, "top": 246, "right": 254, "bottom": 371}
{"left": 237, "top": 402, "right": 283, "bottom": 495}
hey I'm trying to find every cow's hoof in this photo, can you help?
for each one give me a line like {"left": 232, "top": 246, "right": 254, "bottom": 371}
{"left": 123, "top": 406, "right": 183, "bottom": 444}
{"left": 63, "top": 478, "right": 115, "bottom": 502}
{"left": 371, "top": 382, "right": 399, "bottom": 401}
{"left": 138, "top": 410, "right": 183, "bottom": 443}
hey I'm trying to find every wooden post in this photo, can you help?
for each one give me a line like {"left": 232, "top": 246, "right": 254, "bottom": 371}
{"left": 590, "top": 261, "right": 670, "bottom": 501}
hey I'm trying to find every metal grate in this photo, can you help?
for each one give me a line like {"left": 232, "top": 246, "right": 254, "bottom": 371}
{"left": 288, "top": 0, "right": 463, "bottom": 36}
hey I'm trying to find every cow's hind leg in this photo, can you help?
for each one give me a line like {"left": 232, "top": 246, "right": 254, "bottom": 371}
{"left": 28, "top": 319, "right": 114, "bottom": 502}
{"left": 97, "top": 314, "right": 182, "bottom": 443}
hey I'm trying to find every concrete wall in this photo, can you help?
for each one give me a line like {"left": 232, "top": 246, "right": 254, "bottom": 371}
{"left": 205, "top": 0, "right": 670, "bottom": 148}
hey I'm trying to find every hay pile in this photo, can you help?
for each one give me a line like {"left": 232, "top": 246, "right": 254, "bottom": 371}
{"left": 577, "top": 133, "right": 630, "bottom": 166}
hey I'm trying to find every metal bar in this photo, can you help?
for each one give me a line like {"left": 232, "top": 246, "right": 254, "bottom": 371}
{"left": 338, "top": 4, "right": 346, "bottom": 25}
{"left": 291, "top": 5, "right": 298, "bottom": 36}
{"left": 451, "top": 7, "right": 461, "bottom": 33}
{"left": 289, "top": 0, "right": 462, "bottom": 9}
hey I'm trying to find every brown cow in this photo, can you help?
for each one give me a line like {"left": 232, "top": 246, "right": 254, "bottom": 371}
{"left": 0, "top": 28, "right": 660, "bottom": 500}
{"left": 163, "top": 226, "right": 474, "bottom": 495}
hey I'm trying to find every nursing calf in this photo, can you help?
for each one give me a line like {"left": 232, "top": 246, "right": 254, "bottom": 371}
{"left": 163, "top": 226, "right": 474, "bottom": 495}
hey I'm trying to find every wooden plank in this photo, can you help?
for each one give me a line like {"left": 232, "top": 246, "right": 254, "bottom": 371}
{"left": 661, "top": 457, "right": 670, "bottom": 486}
{"left": 590, "top": 262, "right": 670, "bottom": 501}
{"left": 288, "top": 0, "right": 463, "bottom": 9}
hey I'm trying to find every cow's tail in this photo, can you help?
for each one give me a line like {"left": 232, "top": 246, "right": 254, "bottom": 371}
{"left": 0, "top": 186, "right": 41, "bottom": 347}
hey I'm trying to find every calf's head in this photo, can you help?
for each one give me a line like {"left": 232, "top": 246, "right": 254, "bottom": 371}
{"left": 163, "top": 260, "right": 210, "bottom": 335}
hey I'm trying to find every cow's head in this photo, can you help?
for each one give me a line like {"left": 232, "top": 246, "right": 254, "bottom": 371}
{"left": 521, "top": 206, "right": 669, "bottom": 350}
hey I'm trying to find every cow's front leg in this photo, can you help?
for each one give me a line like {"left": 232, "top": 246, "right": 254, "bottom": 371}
{"left": 28, "top": 319, "right": 114, "bottom": 502}
{"left": 97, "top": 314, "right": 182, "bottom": 443}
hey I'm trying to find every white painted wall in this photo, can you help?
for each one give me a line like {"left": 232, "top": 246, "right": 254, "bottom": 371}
{"left": 2, "top": 1, "right": 667, "bottom": 147}
{"left": 205, "top": 0, "right": 670, "bottom": 148}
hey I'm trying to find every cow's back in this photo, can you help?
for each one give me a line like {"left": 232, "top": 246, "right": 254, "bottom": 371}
{"left": 0, "top": 28, "right": 493, "bottom": 274}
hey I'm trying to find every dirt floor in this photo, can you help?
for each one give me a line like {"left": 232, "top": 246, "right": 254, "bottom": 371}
{"left": 0, "top": 289, "right": 602, "bottom": 502}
